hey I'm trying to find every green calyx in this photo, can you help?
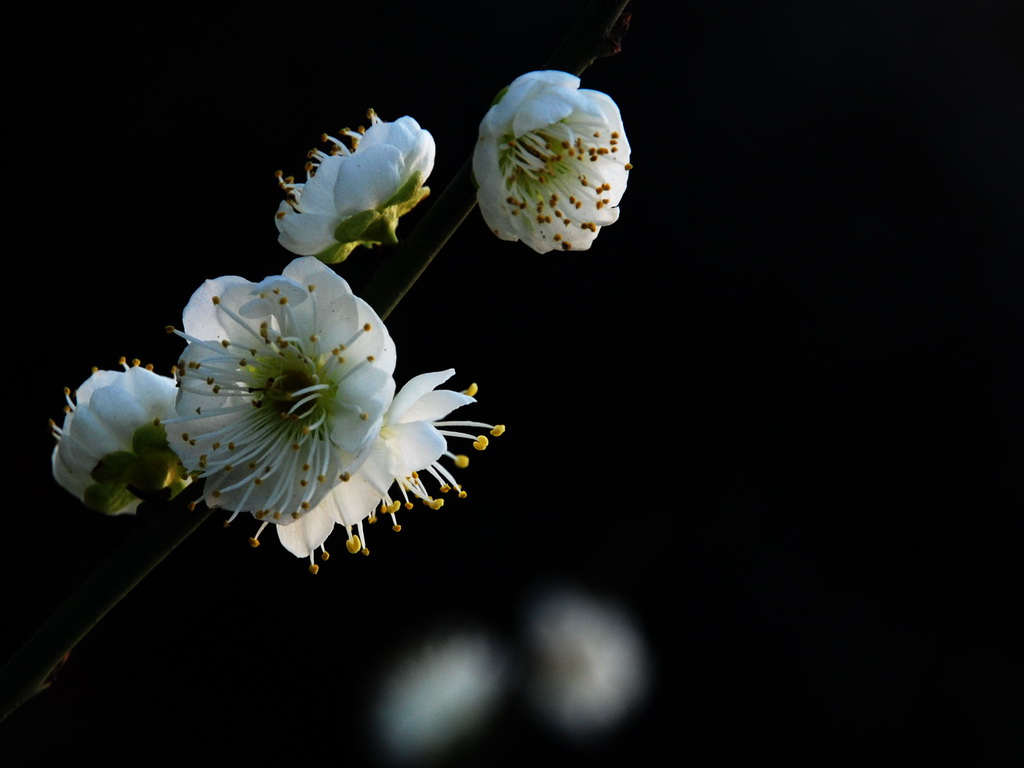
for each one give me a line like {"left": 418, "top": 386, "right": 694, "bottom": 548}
{"left": 316, "top": 171, "right": 430, "bottom": 264}
{"left": 84, "top": 422, "right": 189, "bottom": 515}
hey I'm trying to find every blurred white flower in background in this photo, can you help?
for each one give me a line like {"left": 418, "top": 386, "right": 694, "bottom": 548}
{"left": 371, "top": 629, "right": 511, "bottom": 765}
{"left": 522, "top": 584, "right": 652, "bottom": 740}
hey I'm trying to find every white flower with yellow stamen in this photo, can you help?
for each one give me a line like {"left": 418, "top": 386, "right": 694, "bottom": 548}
{"left": 50, "top": 360, "right": 189, "bottom": 515}
{"left": 270, "top": 370, "right": 504, "bottom": 572}
{"left": 276, "top": 111, "right": 435, "bottom": 264}
{"left": 473, "top": 70, "right": 631, "bottom": 253}
{"left": 168, "top": 256, "right": 396, "bottom": 533}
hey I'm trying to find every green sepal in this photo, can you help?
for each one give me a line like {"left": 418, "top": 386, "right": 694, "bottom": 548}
{"left": 126, "top": 450, "right": 188, "bottom": 494}
{"left": 132, "top": 421, "right": 171, "bottom": 454}
{"left": 315, "top": 172, "right": 430, "bottom": 264}
{"left": 490, "top": 85, "right": 510, "bottom": 107}
{"left": 382, "top": 171, "right": 427, "bottom": 215}
{"left": 83, "top": 481, "right": 138, "bottom": 515}
{"left": 85, "top": 420, "right": 190, "bottom": 513}
{"left": 333, "top": 209, "right": 380, "bottom": 244}
{"left": 91, "top": 451, "right": 137, "bottom": 483}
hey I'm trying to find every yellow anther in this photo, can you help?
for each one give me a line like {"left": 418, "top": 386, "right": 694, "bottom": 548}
{"left": 490, "top": 425, "right": 505, "bottom": 436}
{"left": 308, "top": 563, "right": 319, "bottom": 575}
{"left": 464, "top": 382, "right": 479, "bottom": 397}
{"left": 425, "top": 498, "right": 444, "bottom": 510}
{"left": 346, "top": 536, "right": 362, "bottom": 554}
{"left": 392, "top": 524, "right": 402, "bottom": 532}
{"left": 248, "top": 537, "right": 260, "bottom": 548}
{"left": 454, "top": 455, "right": 470, "bottom": 468}
{"left": 388, "top": 501, "right": 402, "bottom": 514}
{"left": 473, "top": 435, "right": 489, "bottom": 450}
{"left": 321, "top": 550, "right": 330, "bottom": 561}
{"left": 361, "top": 547, "right": 370, "bottom": 556}
{"left": 458, "top": 490, "right": 468, "bottom": 499}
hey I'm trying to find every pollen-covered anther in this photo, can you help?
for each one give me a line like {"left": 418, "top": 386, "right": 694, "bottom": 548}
{"left": 473, "top": 435, "right": 489, "bottom": 450}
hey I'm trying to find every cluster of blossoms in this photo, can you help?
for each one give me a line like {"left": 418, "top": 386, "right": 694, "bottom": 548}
{"left": 50, "top": 70, "right": 627, "bottom": 570}
{"left": 51, "top": 257, "right": 503, "bottom": 572}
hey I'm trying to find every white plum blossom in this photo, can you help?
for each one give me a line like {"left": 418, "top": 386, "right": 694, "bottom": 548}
{"left": 268, "top": 369, "right": 504, "bottom": 572}
{"left": 276, "top": 111, "right": 435, "bottom": 263}
{"left": 168, "top": 256, "right": 396, "bottom": 536}
{"left": 50, "top": 360, "right": 188, "bottom": 515}
{"left": 473, "top": 70, "right": 631, "bottom": 254}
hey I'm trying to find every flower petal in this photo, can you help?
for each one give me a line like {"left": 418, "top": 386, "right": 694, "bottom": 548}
{"left": 276, "top": 507, "right": 336, "bottom": 558}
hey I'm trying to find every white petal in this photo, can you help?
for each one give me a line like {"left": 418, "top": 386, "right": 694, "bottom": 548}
{"left": 333, "top": 144, "right": 406, "bottom": 216}
{"left": 320, "top": 469, "right": 385, "bottom": 528}
{"left": 293, "top": 155, "right": 344, "bottom": 215}
{"left": 276, "top": 507, "right": 336, "bottom": 558}
{"left": 388, "top": 369, "right": 455, "bottom": 423}
{"left": 276, "top": 206, "right": 341, "bottom": 256}
{"left": 360, "top": 116, "right": 436, "bottom": 179}
{"left": 181, "top": 274, "right": 254, "bottom": 341}
{"left": 383, "top": 421, "right": 446, "bottom": 478}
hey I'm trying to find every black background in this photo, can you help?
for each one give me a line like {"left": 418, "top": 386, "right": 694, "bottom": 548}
{"left": 5, "top": 1, "right": 1023, "bottom": 763}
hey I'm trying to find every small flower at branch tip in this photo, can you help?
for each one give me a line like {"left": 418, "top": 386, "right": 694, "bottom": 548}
{"left": 276, "top": 110, "right": 435, "bottom": 264}
{"left": 473, "top": 70, "right": 632, "bottom": 254}
{"left": 268, "top": 370, "right": 505, "bottom": 572}
{"left": 165, "top": 256, "right": 397, "bottom": 544}
{"left": 50, "top": 359, "right": 190, "bottom": 515}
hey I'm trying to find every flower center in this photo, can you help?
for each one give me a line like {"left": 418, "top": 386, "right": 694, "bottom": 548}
{"left": 263, "top": 366, "right": 319, "bottom": 413}
{"left": 495, "top": 121, "right": 625, "bottom": 249}
{"left": 498, "top": 125, "right": 578, "bottom": 194}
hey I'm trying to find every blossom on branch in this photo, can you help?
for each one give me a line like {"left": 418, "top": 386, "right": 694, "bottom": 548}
{"left": 268, "top": 370, "right": 504, "bottom": 572}
{"left": 473, "top": 70, "right": 631, "bottom": 253}
{"left": 50, "top": 361, "right": 188, "bottom": 515}
{"left": 276, "top": 111, "right": 435, "bottom": 263}
{"left": 167, "top": 256, "right": 396, "bottom": 535}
